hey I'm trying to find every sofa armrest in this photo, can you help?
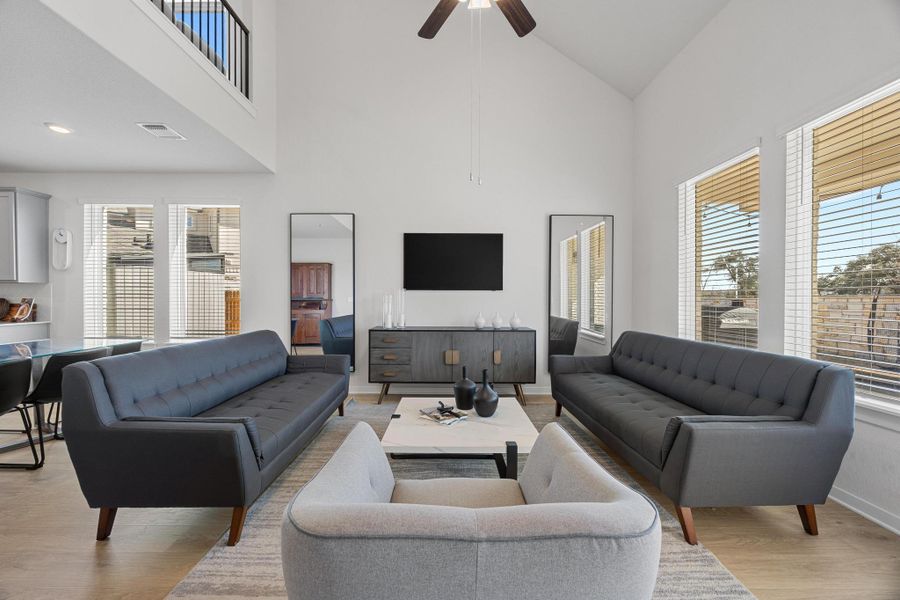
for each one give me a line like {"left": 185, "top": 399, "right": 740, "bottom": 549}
{"left": 549, "top": 354, "right": 613, "bottom": 376}
{"left": 287, "top": 354, "right": 350, "bottom": 376}
{"left": 659, "top": 415, "right": 795, "bottom": 466}
{"left": 660, "top": 418, "right": 852, "bottom": 507}
{"left": 122, "top": 416, "right": 264, "bottom": 466}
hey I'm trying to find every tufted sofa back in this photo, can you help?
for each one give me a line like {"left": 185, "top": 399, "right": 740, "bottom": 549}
{"left": 95, "top": 330, "right": 288, "bottom": 419}
{"left": 611, "top": 331, "right": 826, "bottom": 419}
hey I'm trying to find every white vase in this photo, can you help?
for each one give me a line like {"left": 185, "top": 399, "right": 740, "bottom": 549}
{"left": 509, "top": 312, "right": 522, "bottom": 329}
{"left": 491, "top": 312, "right": 504, "bottom": 329}
{"left": 382, "top": 294, "right": 393, "bottom": 329}
{"left": 474, "top": 313, "right": 486, "bottom": 329}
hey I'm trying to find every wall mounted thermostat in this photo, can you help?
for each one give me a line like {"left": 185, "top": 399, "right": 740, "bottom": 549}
{"left": 52, "top": 228, "right": 73, "bottom": 271}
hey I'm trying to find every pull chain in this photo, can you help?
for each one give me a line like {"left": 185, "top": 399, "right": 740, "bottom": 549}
{"left": 469, "top": 6, "right": 484, "bottom": 186}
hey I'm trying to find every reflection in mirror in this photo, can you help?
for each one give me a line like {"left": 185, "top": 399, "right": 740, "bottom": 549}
{"left": 549, "top": 215, "right": 613, "bottom": 361}
{"left": 290, "top": 214, "right": 355, "bottom": 371}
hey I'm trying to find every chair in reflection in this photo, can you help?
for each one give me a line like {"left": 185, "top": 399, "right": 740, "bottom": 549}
{"left": 110, "top": 340, "right": 143, "bottom": 356}
{"left": 319, "top": 315, "right": 354, "bottom": 366}
{"left": 29, "top": 348, "right": 111, "bottom": 443}
{"left": 0, "top": 357, "right": 42, "bottom": 470}
{"left": 549, "top": 316, "right": 580, "bottom": 356}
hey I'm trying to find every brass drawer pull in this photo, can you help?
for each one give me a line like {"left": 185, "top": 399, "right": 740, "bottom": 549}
{"left": 493, "top": 350, "right": 502, "bottom": 365}
{"left": 383, "top": 337, "right": 400, "bottom": 344}
{"left": 382, "top": 354, "right": 399, "bottom": 361}
{"left": 444, "top": 350, "right": 460, "bottom": 365}
{"left": 382, "top": 371, "right": 398, "bottom": 377}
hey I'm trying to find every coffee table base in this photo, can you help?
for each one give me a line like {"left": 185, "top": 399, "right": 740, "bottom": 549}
{"left": 390, "top": 441, "right": 519, "bottom": 480}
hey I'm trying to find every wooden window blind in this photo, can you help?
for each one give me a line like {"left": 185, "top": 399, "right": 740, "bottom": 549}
{"left": 679, "top": 149, "right": 760, "bottom": 348}
{"left": 169, "top": 205, "right": 241, "bottom": 339}
{"left": 562, "top": 236, "right": 578, "bottom": 322}
{"left": 83, "top": 205, "right": 155, "bottom": 339}
{"left": 786, "top": 83, "right": 900, "bottom": 403}
{"left": 587, "top": 223, "right": 606, "bottom": 334}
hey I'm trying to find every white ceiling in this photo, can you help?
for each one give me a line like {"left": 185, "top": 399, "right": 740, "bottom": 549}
{"left": 527, "top": 0, "right": 730, "bottom": 98}
{"left": 0, "top": 0, "right": 266, "bottom": 173}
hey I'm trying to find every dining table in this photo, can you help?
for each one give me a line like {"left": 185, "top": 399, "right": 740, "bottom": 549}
{"left": 0, "top": 337, "right": 144, "bottom": 453}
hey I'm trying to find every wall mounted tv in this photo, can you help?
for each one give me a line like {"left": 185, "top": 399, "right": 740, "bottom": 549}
{"left": 404, "top": 233, "right": 503, "bottom": 291}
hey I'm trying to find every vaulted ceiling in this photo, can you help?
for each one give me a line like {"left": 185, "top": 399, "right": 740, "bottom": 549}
{"left": 527, "top": 0, "right": 730, "bottom": 97}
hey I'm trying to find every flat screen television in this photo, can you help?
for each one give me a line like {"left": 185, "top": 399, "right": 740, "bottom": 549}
{"left": 404, "top": 233, "right": 503, "bottom": 291}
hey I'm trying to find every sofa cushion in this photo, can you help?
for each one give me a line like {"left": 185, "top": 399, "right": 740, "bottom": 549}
{"left": 199, "top": 371, "right": 345, "bottom": 465}
{"left": 97, "top": 331, "right": 288, "bottom": 419}
{"left": 611, "top": 331, "right": 825, "bottom": 419}
{"left": 555, "top": 371, "right": 703, "bottom": 467}
{"left": 391, "top": 478, "right": 526, "bottom": 508}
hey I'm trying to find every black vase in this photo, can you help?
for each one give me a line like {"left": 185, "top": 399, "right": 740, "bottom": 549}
{"left": 454, "top": 366, "right": 476, "bottom": 411}
{"left": 474, "top": 368, "right": 499, "bottom": 418}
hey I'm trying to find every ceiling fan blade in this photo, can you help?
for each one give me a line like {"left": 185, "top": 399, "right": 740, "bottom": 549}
{"left": 418, "top": 0, "right": 460, "bottom": 39}
{"left": 496, "top": 0, "right": 536, "bottom": 37}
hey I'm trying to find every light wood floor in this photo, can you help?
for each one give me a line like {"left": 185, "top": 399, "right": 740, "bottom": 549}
{"left": 0, "top": 395, "right": 897, "bottom": 600}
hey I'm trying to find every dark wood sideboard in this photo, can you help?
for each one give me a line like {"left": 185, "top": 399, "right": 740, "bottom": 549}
{"left": 368, "top": 326, "right": 536, "bottom": 405}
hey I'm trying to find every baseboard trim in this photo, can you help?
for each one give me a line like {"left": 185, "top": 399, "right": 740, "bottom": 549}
{"left": 829, "top": 486, "right": 900, "bottom": 536}
{"left": 349, "top": 384, "right": 552, "bottom": 396}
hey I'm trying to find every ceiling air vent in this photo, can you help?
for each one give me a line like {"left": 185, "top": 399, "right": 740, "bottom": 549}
{"left": 136, "top": 122, "right": 186, "bottom": 140}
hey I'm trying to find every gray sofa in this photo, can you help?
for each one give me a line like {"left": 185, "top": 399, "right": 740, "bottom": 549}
{"left": 282, "top": 421, "right": 661, "bottom": 600}
{"left": 62, "top": 330, "right": 350, "bottom": 546}
{"left": 550, "top": 330, "right": 855, "bottom": 545}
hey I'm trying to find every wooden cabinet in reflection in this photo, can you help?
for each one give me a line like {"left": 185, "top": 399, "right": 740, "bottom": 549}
{"left": 291, "top": 263, "right": 333, "bottom": 345}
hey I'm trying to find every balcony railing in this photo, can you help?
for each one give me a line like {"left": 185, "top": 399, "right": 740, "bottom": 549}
{"left": 150, "top": 0, "right": 249, "bottom": 98}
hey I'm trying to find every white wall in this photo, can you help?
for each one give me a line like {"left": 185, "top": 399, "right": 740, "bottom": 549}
{"left": 291, "top": 237, "right": 354, "bottom": 318}
{"left": 0, "top": 0, "right": 634, "bottom": 393}
{"left": 37, "top": 0, "right": 277, "bottom": 171}
{"left": 633, "top": 0, "right": 900, "bottom": 533}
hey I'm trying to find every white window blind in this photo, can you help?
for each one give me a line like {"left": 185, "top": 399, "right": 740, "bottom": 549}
{"left": 559, "top": 224, "right": 607, "bottom": 337}
{"left": 785, "top": 81, "right": 900, "bottom": 403}
{"left": 83, "top": 204, "right": 155, "bottom": 339}
{"left": 678, "top": 149, "right": 760, "bottom": 348}
{"left": 169, "top": 205, "right": 241, "bottom": 339}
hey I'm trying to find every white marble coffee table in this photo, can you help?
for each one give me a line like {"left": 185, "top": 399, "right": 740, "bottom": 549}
{"left": 380, "top": 397, "right": 540, "bottom": 479}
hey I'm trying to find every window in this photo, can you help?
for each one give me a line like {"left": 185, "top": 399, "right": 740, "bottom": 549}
{"left": 786, "top": 82, "right": 900, "bottom": 403}
{"left": 169, "top": 205, "right": 241, "bottom": 339}
{"left": 678, "top": 150, "right": 760, "bottom": 348}
{"left": 84, "top": 205, "right": 155, "bottom": 339}
{"left": 559, "top": 222, "right": 608, "bottom": 337}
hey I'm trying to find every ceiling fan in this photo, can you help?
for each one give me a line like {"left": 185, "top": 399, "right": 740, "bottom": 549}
{"left": 418, "top": 0, "right": 536, "bottom": 39}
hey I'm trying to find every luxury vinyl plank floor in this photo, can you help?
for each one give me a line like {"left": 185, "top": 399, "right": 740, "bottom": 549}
{"left": 0, "top": 396, "right": 898, "bottom": 600}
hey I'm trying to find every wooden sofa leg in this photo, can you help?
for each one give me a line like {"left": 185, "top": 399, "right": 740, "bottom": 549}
{"left": 228, "top": 506, "right": 249, "bottom": 546}
{"left": 555, "top": 402, "right": 562, "bottom": 417}
{"left": 96, "top": 507, "right": 118, "bottom": 541}
{"left": 674, "top": 505, "right": 698, "bottom": 545}
{"left": 797, "top": 504, "right": 818, "bottom": 536}
{"left": 338, "top": 401, "right": 345, "bottom": 417}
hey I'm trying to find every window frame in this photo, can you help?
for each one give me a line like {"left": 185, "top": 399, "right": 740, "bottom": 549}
{"left": 559, "top": 222, "right": 609, "bottom": 342}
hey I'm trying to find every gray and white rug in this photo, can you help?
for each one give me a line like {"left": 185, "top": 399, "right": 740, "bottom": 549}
{"left": 168, "top": 399, "right": 755, "bottom": 599}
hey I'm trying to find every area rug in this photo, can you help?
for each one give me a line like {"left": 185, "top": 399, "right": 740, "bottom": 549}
{"left": 168, "top": 399, "right": 755, "bottom": 599}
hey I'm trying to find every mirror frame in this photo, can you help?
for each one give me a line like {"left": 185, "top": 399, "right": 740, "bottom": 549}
{"left": 547, "top": 214, "right": 614, "bottom": 365}
{"left": 289, "top": 212, "right": 356, "bottom": 372}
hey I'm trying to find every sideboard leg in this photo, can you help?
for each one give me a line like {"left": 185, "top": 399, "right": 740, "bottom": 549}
{"left": 377, "top": 383, "right": 391, "bottom": 405}
{"left": 513, "top": 384, "right": 527, "bottom": 406}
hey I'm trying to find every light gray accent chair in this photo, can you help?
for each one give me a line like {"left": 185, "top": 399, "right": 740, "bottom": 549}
{"left": 550, "top": 330, "right": 855, "bottom": 545}
{"left": 282, "top": 422, "right": 661, "bottom": 600}
{"left": 62, "top": 330, "right": 350, "bottom": 546}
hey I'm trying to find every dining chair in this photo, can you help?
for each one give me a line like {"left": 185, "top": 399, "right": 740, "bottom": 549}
{"left": 110, "top": 340, "right": 143, "bottom": 356}
{"left": 29, "top": 348, "right": 111, "bottom": 442}
{"left": 0, "top": 357, "right": 42, "bottom": 470}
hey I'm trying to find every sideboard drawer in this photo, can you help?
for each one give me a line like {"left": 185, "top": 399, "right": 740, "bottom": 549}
{"left": 370, "top": 348, "right": 412, "bottom": 365}
{"left": 370, "top": 332, "right": 413, "bottom": 348}
{"left": 370, "top": 365, "right": 412, "bottom": 382}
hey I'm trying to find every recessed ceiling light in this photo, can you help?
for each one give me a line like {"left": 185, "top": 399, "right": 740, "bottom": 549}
{"left": 44, "top": 122, "right": 72, "bottom": 134}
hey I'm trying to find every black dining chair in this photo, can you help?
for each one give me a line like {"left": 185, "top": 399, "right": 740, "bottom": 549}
{"left": 110, "top": 340, "right": 143, "bottom": 356}
{"left": 0, "top": 357, "right": 42, "bottom": 470}
{"left": 29, "top": 348, "right": 111, "bottom": 442}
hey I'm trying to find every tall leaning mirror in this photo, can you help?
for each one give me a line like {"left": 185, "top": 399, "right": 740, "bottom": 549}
{"left": 290, "top": 214, "right": 355, "bottom": 371}
{"left": 548, "top": 215, "right": 613, "bottom": 361}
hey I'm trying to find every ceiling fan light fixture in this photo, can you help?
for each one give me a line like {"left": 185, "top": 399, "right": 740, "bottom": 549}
{"left": 467, "top": 0, "right": 491, "bottom": 9}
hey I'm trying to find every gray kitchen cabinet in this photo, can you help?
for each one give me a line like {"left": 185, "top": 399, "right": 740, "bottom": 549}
{"left": 0, "top": 188, "right": 50, "bottom": 283}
